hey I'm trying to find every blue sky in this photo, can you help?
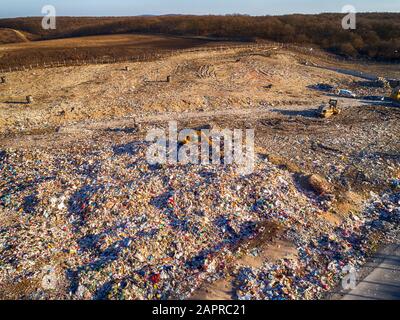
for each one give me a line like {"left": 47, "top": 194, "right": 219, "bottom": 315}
{"left": 1, "top": 0, "right": 399, "bottom": 18}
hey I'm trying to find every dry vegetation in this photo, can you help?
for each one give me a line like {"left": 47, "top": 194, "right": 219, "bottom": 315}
{"left": 0, "top": 28, "right": 32, "bottom": 44}
{"left": 0, "top": 13, "right": 399, "bottom": 61}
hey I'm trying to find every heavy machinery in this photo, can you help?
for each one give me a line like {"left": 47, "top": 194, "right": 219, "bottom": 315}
{"left": 179, "top": 129, "right": 212, "bottom": 146}
{"left": 390, "top": 86, "right": 400, "bottom": 102}
{"left": 178, "top": 125, "right": 226, "bottom": 161}
{"left": 318, "top": 99, "right": 341, "bottom": 118}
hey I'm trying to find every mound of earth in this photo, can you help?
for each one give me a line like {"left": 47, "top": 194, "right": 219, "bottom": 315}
{"left": 0, "top": 28, "right": 30, "bottom": 44}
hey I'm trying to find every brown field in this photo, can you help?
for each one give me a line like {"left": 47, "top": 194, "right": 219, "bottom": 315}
{"left": 0, "top": 33, "right": 233, "bottom": 70}
{"left": 0, "top": 28, "right": 32, "bottom": 44}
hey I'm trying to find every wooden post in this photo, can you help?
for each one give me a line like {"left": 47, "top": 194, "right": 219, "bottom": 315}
{"left": 26, "top": 95, "right": 33, "bottom": 104}
{"left": 167, "top": 75, "right": 172, "bottom": 83}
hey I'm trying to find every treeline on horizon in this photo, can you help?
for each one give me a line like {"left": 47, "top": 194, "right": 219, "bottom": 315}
{"left": 0, "top": 14, "right": 399, "bottom": 60}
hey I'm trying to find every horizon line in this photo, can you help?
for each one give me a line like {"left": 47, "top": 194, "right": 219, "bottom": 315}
{"left": 1, "top": 11, "right": 399, "bottom": 19}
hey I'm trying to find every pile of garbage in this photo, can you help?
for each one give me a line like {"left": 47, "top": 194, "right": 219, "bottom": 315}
{"left": 236, "top": 191, "right": 400, "bottom": 300}
{"left": 0, "top": 138, "right": 399, "bottom": 300}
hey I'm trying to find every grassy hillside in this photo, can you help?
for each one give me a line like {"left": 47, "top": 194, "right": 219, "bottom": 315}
{"left": 0, "top": 28, "right": 33, "bottom": 44}
{"left": 0, "top": 14, "right": 399, "bottom": 60}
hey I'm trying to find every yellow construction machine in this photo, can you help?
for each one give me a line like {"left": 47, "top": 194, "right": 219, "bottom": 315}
{"left": 178, "top": 125, "right": 226, "bottom": 161}
{"left": 390, "top": 86, "right": 400, "bottom": 102}
{"left": 318, "top": 99, "right": 341, "bottom": 118}
{"left": 179, "top": 130, "right": 212, "bottom": 146}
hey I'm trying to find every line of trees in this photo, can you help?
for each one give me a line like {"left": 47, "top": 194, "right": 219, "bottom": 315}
{"left": 0, "top": 14, "right": 399, "bottom": 60}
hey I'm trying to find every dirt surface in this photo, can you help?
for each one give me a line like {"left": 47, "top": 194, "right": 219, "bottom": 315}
{"left": 1, "top": 43, "right": 397, "bottom": 135}
{"left": 0, "top": 43, "right": 399, "bottom": 300}
{"left": 0, "top": 33, "right": 236, "bottom": 70}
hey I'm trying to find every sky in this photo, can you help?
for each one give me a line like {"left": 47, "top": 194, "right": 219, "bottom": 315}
{"left": 1, "top": 0, "right": 399, "bottom": 18}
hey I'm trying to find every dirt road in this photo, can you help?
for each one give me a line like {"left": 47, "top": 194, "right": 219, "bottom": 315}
{"left": 59, "top": 97, "right": 364, "bottom": 132}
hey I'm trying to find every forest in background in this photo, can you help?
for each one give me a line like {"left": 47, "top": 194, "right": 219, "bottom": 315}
{"left": 0, "top": 14, "right": 399, "bottom": 60}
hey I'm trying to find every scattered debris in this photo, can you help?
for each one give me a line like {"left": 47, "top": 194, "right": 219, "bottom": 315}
{"left": 377, "top": 77, "right": 391, "bottom": 90}
{"left": 0, "top": 45, "right": 399, "bottom": 301}
{"left": 1, "top": 138, "right": 398, "bottom": 300}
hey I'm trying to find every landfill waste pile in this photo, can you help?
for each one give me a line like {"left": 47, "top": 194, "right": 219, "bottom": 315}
{"left": 235, "top": 192, "right": 400, "bottom": 300}
{"left": 0, "top": 134, "right": 399, "bottom": 300}
{"left": 1, "top": 43, "right": 400, "bottom": 300}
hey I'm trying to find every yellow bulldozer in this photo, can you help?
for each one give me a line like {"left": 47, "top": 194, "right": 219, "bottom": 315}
{"left": 390, "top": 86, "right": 400, "bottom": 102}
{"left": 179, "top": 129, "right": 212, "bottom": 146}
{"left": 318, "top": 99, "right": 341, "bottom": 118}
{"left": 178, "top": 125, "right": 226, "bottom": 161}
